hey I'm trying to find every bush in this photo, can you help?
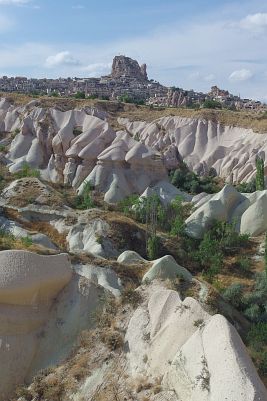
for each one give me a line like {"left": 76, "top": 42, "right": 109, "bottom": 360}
{"left": 208, "top": 220, "right": 250, "bottom": 250}
{"left": 147, "top": 235, "right": 160, "bottom": 260}
{"left": 74, "top": 91, "right": 86, "bottom": 99}
{"left": 256, "top": 157, "right": 265, "bottom": 191}
{"left": 202, "top": 99, "right": 222, "bottom": 109}
{"left": 244, "top": 304, "right": 261, "bottom": 322}
{"left": 73, "top": 181, "right": 95, "bottom": 210}
{"left": 118, "top": 94, "right": 145, "bottom": 105}
{"left": 118, "top": 194, "right": 146, "bottom": 222}
{"left": 21, "top": 236, "right": 33, "bottom": 247}
{"left": 223, "top": 283, "right": 244, "bottom": 308}
{"left": 259, "top": 351, "right": 267, "bottom": 374}
{"left": 14, "top": 163, "right": 40, "bottom": 179}
{"left": 247, "top": 323, "right": 267, "bottom": 351}
{"left": 236, "top": 256, "right": 252, "bottom": 274}
{"left": 170, "top": 166, "right": 220, "bottom": 195}
{"left": 236, "top": 179, "right": 256, "bottom": 193}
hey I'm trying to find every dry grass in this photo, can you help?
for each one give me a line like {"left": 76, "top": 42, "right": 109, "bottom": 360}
{"left": 4, "top": 208, "right": 67, "bottom": 250}
{"left": 2, "top": 91, "right": 267, "bottom": 133}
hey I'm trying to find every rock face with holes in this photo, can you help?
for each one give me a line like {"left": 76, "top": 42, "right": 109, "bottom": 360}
{"left": 111, "top": 55, "right": 148, "bottom": 81}
{"left": 125, "top": 284, "right": 267, "bottom": 401}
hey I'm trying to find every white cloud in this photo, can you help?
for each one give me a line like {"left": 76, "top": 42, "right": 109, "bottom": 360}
{"left": 239, "top": 13, "right": 267, "bottom": 33}
{"left": 188, "top": 72, "right": 215, "bottom": 82}
{"left": 82, "top": 62, "right": 111, "bottom": 77}
{"left": 0, "top": 14, "right": 13, "bottom": 31}
{"left": 204, "top": 74, "right": 216, "bottom": 82}
{"left": 229, "top": 69, "right": 253, "bottom": 82}
{"left": 72, "top": 5, "right": 84, "bottom": 9}
{"left": 45, "top": 51, "right": 80, "bottom": 68}
{"left": 0, "top": 0, "right": 31, "bottom": 4}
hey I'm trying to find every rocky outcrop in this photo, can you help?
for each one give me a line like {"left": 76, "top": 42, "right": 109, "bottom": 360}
{"left": 78, "top": 131, "right": 168, "bottom": 203}
{"left": 0, "top": 250, "right": 106, "bottom": 400}
{"left": 111, "top": 55, "right": 148, "bottom": 80}
{"left": 119, "top": 116, "right": 267, "bottom": 183}
{"left": 1, "top": 100, "right": 168, "bottom": 203}
{"left": 125, "top": 284, "right": 267, "bottom": 401}
{"left": 186, "top": 184, "right": 267, "bottom": 238}
{"left": 143, "top": 255, "right": 192, "bottom": 283}
{"left": 67, "top": 218, "right": 119, "bottom": 258}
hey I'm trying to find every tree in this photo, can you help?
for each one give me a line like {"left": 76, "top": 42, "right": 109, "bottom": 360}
{"left": 74, "top": 91, "right": 86, "bottom": 99}
{"left": 265, "top": 232, "right": 267, "bottom": 276}
{"left": 256, "top": 157, "right": 265, "bottom": 191}
{"left": 202, "top": 99, "right": 222, "bottom": 109}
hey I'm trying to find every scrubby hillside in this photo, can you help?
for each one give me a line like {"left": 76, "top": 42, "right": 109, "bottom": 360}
{"left": 0, "top": 97, "right": 267, "bottom": 400}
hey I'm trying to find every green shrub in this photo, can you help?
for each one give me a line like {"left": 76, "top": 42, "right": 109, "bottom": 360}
{"left": 21, "top": 236, "right": 33, "bottom": 247}
{"left": 222, "top": 283, "right": 244, "bottom": 308}
{"left": 170, "top": 166, "right": 220, "bottom": 195}
{"left": 202, "top": 99, "right": 222, "bottom": 109}
{"left": 244, "top": 304, "right": 261, "bottom": 322}
{"left": 236, "top": 179, "right": 256, "bottom": 193}
{"left": 73, "top": 127, "right": 83, "bottom": 137}
{"left": 0, "top": 145, "right": 6, "bottom": 152}
{"left": 259, "top": 351, "right": 267, "bottom": 374}
{"left": 118, "top": 194, "right": 146, "bottom": 222}
{"left": 14, "top": 163, "right": 40, "bottom": 179}
{"left": 236, "top": 256, "right": 252, "bottom": 274}
{"left": 118, "top": 94, "right": 145, "bottom": 105}
{"left": 74, "top": 91, "right": 86, "bottom": 99}
{"left": 208, "top": 220, "right": 249, "bottom": 250}
{"left": 193, "top": 225, "right": 224, "bottom": 280}
{"left": 73, "top": 181, "right": 95, "bottom": 210}
{"left": 247, "top": 323, "right": 267, "bottom": 351}
{"left": 256, "top": 157, "right": 265, "bottom": 191}
{"left": 147, "top": 235, "right": 160, "bottom": 260}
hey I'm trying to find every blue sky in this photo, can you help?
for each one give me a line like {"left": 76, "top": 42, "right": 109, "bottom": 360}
{"left": 0, "top": 0, "right": 267, "bottom": 101}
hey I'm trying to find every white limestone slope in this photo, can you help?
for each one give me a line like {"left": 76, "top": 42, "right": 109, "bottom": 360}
{"left": 186, "top": 184, "right": 267, "bottom": 238}
{"left": 0, "top": 99, "right": 169, "bottom": 203}
{"left": 125, "top": 285, "right": 267, "bottom": 401}
{"left": 0, "top": 250, "right": 105, "bottom": 401}
{"left": 119, "top": 115, "right": 267, "bottom": 183}
{"left": 3, "top": 99, "right": 267, "bottom": 205}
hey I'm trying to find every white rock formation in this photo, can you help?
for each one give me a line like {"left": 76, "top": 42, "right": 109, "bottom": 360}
{"left": 125, "top": 285, "right": 267, "bottom": 401}
{"left": 74, "top": 263, "right": 122, "bottom": 297}
{"left": 3, "top": 99, "right": 267, "bottom": 203}
{"left": 67, "top": 218, "right": 118, "bottom": 258}
{"left": 0, "top": 100, "right": 168, "bottom": 203}
{"left": 186, "top": 184, "right": 267, "bottom": 238}
{"left": 119, "top": 115, "right": 267, "bottom": 183}
{"left": 117, "top": 250, "right": 147, "bottom": 264}
{"left": 143, "top": 255, "right": 192, "bottom": 283}
{"left": 0, "top": 250, "right": 105, "bottom": 400}
{"left": 140, "top": 180, "right": 192, "bottom": 206}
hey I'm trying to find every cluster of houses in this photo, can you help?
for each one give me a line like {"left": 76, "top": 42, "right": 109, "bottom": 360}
{"left": 148, "top": 85, "right": 264, "bottom": 110}
{"left": 0, "top": 56, "right": 265, "bottom": 111}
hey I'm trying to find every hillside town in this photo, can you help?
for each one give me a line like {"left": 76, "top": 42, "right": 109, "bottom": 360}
{"left": 0, "top": 55, "right": 264, "bottom": 111}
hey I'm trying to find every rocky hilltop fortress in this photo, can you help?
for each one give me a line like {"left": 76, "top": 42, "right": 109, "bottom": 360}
{"left": 1, "top": 84, "right": 267, "bottom": 399}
